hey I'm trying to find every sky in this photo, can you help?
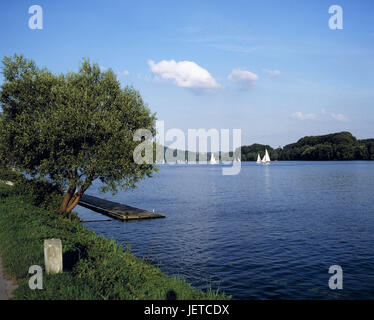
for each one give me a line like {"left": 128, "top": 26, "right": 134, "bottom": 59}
{"left": 1, "top": 0, "right": 374, "bottom": 150}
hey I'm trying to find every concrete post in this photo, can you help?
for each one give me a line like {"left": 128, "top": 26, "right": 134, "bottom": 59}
{"left": 44, "top": 239, "right": 63, "bottom": 274}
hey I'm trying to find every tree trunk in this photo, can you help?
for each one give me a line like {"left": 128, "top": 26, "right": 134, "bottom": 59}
{"left": 65, "top": 190, "right": 83, "bottom": 214}
{"left": 63, "top": 176, "right": 93, "bottom": 214}
{"left": 60, "top": 185, "right": 76, "bottom": 212}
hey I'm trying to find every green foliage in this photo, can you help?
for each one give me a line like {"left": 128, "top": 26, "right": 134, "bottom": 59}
{"left": 239, "top": 132, "right": 374, "bottom": 161}
{"left": 15, "top": 273, "right": 101, "bottom": 300}
{"left": 0, "top": 54, "right": 157, "bottom": 212}
{"left": 0, "top": 183, "right": 12, "bottom": 199}
{"left": 0, "top": 166, "right": 22, "bottom": 182}
{"left": 0, "top": 185, "right": 229, "bottom": 300}
{"left": 0, "top": 166, "right": 62, "bottom": 211}
{"left": 297, "top": 131, "right": 357, "bottom": 147}
{"left": 280, "top": 132, "right": 373, "bottom": 160}
{"left": 237, "top": 144, "right": 278, "bottom": 161}
{"left": 11, "top": 176, "right": 63, "bottom": 212}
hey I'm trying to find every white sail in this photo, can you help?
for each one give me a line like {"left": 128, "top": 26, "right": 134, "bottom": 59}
{"left": 265, "top": 149, "right": 271, "bottom": 162}
{"left": 210, "top": 153, "right": 217, "bottom": 164}
{"left": 263, "top": 149, "right": 271, "bottom": 164}
{"left": 256, "top": 154, "right": 261, "bottom": 163}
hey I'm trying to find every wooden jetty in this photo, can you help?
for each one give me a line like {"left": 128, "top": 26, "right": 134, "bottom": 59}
{"left": 78, "top": 194, "right": 165, "bottom": 221}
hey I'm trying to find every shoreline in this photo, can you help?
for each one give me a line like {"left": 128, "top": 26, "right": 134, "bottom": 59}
{"left": 0, "top": 182, "right": 228, "bottom": 300}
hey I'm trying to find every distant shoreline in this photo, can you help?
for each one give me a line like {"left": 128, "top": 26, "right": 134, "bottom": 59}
{"left": 159, "top": 131, "right": 374, "bottom": 163}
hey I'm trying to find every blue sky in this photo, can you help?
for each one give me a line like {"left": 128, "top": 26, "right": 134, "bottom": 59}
{"left": 1, "top": 0, "right": 374, "bottom": 149}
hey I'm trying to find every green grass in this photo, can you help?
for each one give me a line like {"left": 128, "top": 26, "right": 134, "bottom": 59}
{"left": 0, "top": 183, "right": 229, "bottom": 300}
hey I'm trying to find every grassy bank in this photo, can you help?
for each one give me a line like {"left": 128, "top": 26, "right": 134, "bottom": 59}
{"left": 0, "top": 182, "right": 228, "bottom": 300}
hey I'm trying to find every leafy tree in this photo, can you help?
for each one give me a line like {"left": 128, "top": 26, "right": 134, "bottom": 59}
{"left": 239, "top": 132, "right": 374, "bottom": 161}
{"left": 277, "top": 132, "right": 372, "bottom": 161}
{"left": 0, "top": 54, "right": 157, "bottom": 214}
{"left": 367, "top": 143, "right": 374, "bottom": 160}
{"left": 238, "top": 143, "right": 274, "bottom": 161}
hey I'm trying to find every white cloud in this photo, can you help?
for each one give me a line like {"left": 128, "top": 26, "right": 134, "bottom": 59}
{"left": 291, "top": 112, "right": 317, "bottom": 120}
{"left": 228, "top": 68, "right": 258, "bottom": 88}
{"left": 264, "top": 69, "right": 281, "bottom": 78}
{"left": 290, "top": 109, "right": 349, "bottom": 122}
{"left": 331, "top": 113, "right": 349, "bottom": 122}
{"left": 117, "top": 70, "right": 130, "bottom": 77}
{"left": 148, "top": 59, "right": 221, "bottom": 90}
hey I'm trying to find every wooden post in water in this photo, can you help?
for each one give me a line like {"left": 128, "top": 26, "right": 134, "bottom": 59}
{"left": 44, "top": 239, "right": 63, "bottom": 274}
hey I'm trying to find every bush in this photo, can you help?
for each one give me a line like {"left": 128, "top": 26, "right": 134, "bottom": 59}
{"left": 0, "top": 167, "right": 63, "bottom": 212}
{"left": 0, "top": 183, "right": 12, "bottom": 199}
{"left": 11, "top": 176, "right": 63, "bottom": 212}
{"left": 0, "top": 166, "right": 22, "bottom": 182}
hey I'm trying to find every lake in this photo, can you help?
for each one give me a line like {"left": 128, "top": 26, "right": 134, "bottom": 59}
{"left": 76, "top": 161, "right": 374, "bottom": 299}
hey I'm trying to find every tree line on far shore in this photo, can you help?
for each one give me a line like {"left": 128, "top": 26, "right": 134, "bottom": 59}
{"left": 238, "top": 131, "right": 374, "bottom": 161}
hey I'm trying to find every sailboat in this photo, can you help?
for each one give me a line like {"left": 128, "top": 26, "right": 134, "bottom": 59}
{"left": 261, "top": 149, "right": 271, "bottom": 165}
{"left": 210, "top": 153, "right": 217, "bottom": 164}
{"left": 256, "top": 153, "right": 261, "bottom": 164}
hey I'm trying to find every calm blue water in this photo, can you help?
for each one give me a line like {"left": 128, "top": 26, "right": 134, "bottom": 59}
{"left": 76, "top": 161, "right": 374, "bottom": 299}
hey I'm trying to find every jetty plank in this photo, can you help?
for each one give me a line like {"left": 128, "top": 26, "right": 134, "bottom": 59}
{"left": 78, "top": 194, "right": 165, "bottom": 221}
